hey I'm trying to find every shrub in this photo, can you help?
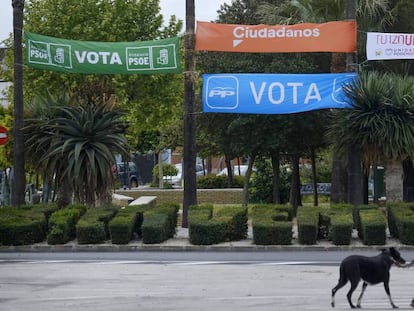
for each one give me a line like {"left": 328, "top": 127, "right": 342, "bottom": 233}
{"left": 248, "top": 157, "right": 290, "bottom": 204}
{"left": 76, "top": 207, "right": 117, "bottom": 244}
{"left": 330, "top": 214, "right": 353, "bottom": 245}
{"left": 359, "top": 209, "right": 386, "bottom": 245}
{"left": 297, "top": 207, "right": 319, "bottom": 245}
{"left": 197, "top": 175, "right": 227, "bottom": 189}
{"left": 0, "top": 207, "right": 47, "bottom": 245}
{"left": 47, "top": 205, "right": 85, "bottom": 244}
{"left": 386, "top": 203, "right": 414, "bottom": 244}
{"left": 109, "top": 205, "right": 150, "bottom": 244}
{"left": 251, "top": 204, "right": 293, "bottom": 245}
{"left": 215, "top": 205, "right": 248, "bottom": 241}
{"left": 188, "top": 204, "right": 247, "bottom": 245}
{"left": 142, "top": 213, "right": 169, "bottom": 244}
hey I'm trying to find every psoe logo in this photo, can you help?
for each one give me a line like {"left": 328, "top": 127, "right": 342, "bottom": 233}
{"left": 205, "top": 75, "right": 239, "bottom": 110}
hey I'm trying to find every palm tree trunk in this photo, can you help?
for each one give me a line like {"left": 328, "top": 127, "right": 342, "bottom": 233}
{"left": 385, "top": 159, "right": 404, "bottom": 202}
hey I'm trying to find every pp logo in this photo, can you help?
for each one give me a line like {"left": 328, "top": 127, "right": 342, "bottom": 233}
{"left": 205, "top": 75, "right": 239, "bottom": 110}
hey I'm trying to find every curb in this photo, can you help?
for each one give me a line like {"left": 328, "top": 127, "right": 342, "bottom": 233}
{"left": 2, "top": 238, "right": 414, "bottom": 253}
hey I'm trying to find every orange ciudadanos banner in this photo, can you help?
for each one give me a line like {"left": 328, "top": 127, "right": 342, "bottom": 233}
{"left": 195, "top": 21, "right": 356, "bottom": 53}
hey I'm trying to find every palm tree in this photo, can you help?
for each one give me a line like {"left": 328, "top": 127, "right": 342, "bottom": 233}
{"left": 256, "top": 0, "right": 395, "bottom": 204}
{"left": 329, "top": 71, "right": 414, "bottom": 202}
{"left": 23, "top": 96, "right": 130, "bottom": 207}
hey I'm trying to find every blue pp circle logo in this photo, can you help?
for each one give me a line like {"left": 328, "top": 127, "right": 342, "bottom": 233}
{"left": 205, "top": 75, "right": 239, "bottom": 110}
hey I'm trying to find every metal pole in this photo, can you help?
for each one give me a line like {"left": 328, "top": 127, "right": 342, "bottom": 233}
{"left": 182, "top": 0, "right": 197, "bottom": 227}
{"left": 12, "top": 0, "right": 26, "bottom": 207}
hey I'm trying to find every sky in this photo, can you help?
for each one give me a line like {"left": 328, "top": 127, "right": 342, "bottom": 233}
{"left": 0, "top": 0, "right": 232, "bottom": 45}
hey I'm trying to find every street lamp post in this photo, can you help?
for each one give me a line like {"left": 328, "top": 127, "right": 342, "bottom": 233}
{"left": 182, "top": 0, "right": 197, "bottom": 227}
{"left": 12, "top": 0, "right": 26, "bottom": 207}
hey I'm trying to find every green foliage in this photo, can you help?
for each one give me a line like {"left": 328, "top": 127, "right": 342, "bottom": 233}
{"left": 0, "top": 207, "right": 47, "bottom": 245}
{"left": 197, "top": 174, "right": 244, "bottom": 189}
{"left": 330, "top": 214, "right": 353, "bottom": 246}
{"left": 329, "top": 71, "right": 414, "bottom": 164}
{"left": 47, "top": 204, "right": 86, "bottom": 244}
{"left": 215, "top": 206, "right": 248, "bottom": 241}
{"left": 1, "top": 0, "right": 184, "bottom": 156}
{"left": 359, "top": 209, "right": 386, "bottom": 245}
{"left": 248, "top": 158, "right": 290, "bottom": 204}
{"left": 188, "top": 204, "right": 248, "bottom": 245}
{"left": 23, "top": 98, "right": 130, "bottom": 206}
{"left": 251, "top": 204, "right": 293, "bottom": 245}
{"left": 76, "top": 207, "right": 118, "bottom": 244}
{"left": 152, "top": 163, "right": 178, "bottom": 179}
{"left": 386, "top": 202, "right": 414, "bottom": 244}
{"left": 296, "top": 207, "right": 319, "bottom": 245}
{"left": 141, "top": 213, "right": 169, "bottom": 244}
{"left": 109, "top": 205, "right": 148, "bottom": 244}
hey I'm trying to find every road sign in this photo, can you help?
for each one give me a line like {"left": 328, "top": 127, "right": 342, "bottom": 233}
{"left": 0, "top": 126, "right": 8, "bottom": 145}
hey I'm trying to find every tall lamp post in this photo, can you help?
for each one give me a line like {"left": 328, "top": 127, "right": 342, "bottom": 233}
{"left": 346, "top": 0, "right": 363, "bottom": 214}
{"left": 12, "top": 0, "right": 26, "bottom": 207}
{"left": 182, "top": 0, "right": 197, "bottom": 227}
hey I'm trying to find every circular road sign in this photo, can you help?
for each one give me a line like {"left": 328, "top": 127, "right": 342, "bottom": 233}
{"left": 0, "top": 126, "right": 8, "bottom": 145}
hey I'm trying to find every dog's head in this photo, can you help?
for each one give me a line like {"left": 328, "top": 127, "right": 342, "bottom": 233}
{"left": 384, "top": 247, "right": 406, "bottom": 264}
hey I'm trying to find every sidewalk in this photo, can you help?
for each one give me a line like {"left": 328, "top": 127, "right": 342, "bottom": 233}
{"left": 2, "top": 224, "right": 414, "bottom": 252}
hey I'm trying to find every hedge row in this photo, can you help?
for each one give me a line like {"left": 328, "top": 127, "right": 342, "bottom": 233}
{"left": 47, "top": 204, "right": 86, "bottom": 245}
{"left": 142, "top": 203, "right": 179, "bottom": 244}
{"left": 387, "top": 202, "right": 414, "bottom": 245}
{"left": 0, "top": 202, "right": 178, "bottom": 246}
{"left": 109, "top": 205, "right": 147, "bottom": 244}
{"left": 251, "top": 204, "right": 293, "bottom": 245}
{"left": 295, "top": 203, "right": 387, "bottom": 246}
{"left": 188, "top": 204, "right": 248, "bottom": 245}
{"left": 76, "top": 207, "right": 118, "bottom": 244}
{"left": 0, "top": 206, "right": 45, "bottom": 245}
{"left": 2, "top": 202, "right": 413, "bottom": 246}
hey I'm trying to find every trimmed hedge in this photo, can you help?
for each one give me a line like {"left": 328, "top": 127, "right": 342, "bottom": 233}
{"left": 0, "top": 206, "right": 47, "bottom": 245}
{"left": 47, "top": 204, "right": 86, "bottom": 245}
{"left": 330, "top": 214, "right": 353, "bottom": 245}
{"left": 296, "top": 207, "right": 319, "bottom": 245}
{"left": 251, "top": 204, "right": 292, "bottom": 245}
{"left": 188, "top": 204, "right": 248, "bottom": 245}
{"left": 76, "top": 207, "right": 118, "bottom": 244}
{"left": 109, "top": 205, "right": 150, "bottom": 244}
{"left": 215, "top": 205, "right": 248, "bottom": 241}
{"left": 359, "top": 209, "right": 386, "bottom": 245}
{"left": 142, "top": 203, "right": 179, "bottom": 244}
{"left": 387, "top": 203, "right": 414, "bottom": 244}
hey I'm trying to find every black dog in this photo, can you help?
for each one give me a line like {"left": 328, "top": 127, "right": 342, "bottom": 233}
{"left": 331, "top": 247, "right": 406, "bottom": 309}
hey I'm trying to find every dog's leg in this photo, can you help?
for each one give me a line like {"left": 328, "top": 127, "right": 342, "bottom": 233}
{"left": 346, "top": 279, "right": 359, "bottom": 309}
{"left": 384, "top": 281, "right": 398, "bottom": 309}
{"left": 356, "top": 282, "right": 367, "bottom": 308}
{"left": 331, "top": 278, "right": 348, "bottom": 308}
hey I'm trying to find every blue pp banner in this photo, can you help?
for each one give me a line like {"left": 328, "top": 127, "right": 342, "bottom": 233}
{"left": 202, "top": 73, "right": 357, "bottom": 114}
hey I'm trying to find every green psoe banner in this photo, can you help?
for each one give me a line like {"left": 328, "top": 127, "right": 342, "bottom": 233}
{"left": 25, "top": 32, "right": 181, "bottom": 74}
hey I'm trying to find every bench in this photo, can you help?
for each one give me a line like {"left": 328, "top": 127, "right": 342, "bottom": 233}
{"left": 128, "top": 196, "right": 157, "bottom": 208}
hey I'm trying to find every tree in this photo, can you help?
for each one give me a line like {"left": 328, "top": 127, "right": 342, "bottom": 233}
{"left": 328, "top": 71, "right": 414, "bottom": 202}
{"left": 1, "top": 0, "right": 184, "bottom": 153}
{"left": 23, "top": 95, "right": 130, "bottom": 207}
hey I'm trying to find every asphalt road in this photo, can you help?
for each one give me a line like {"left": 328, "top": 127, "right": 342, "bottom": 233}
{"left": 1, "top": 250, "right": 414, "bottom": 311}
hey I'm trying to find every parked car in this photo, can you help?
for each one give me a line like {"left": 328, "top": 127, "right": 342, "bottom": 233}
{"left": 164, "top": 163, "right": 206, "bottom": 186}
{"left": 217, "top": 165, "right": 251, "bottom": 176}
{"left": 116, "top": 162, "right": 139, "bottom": 189}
